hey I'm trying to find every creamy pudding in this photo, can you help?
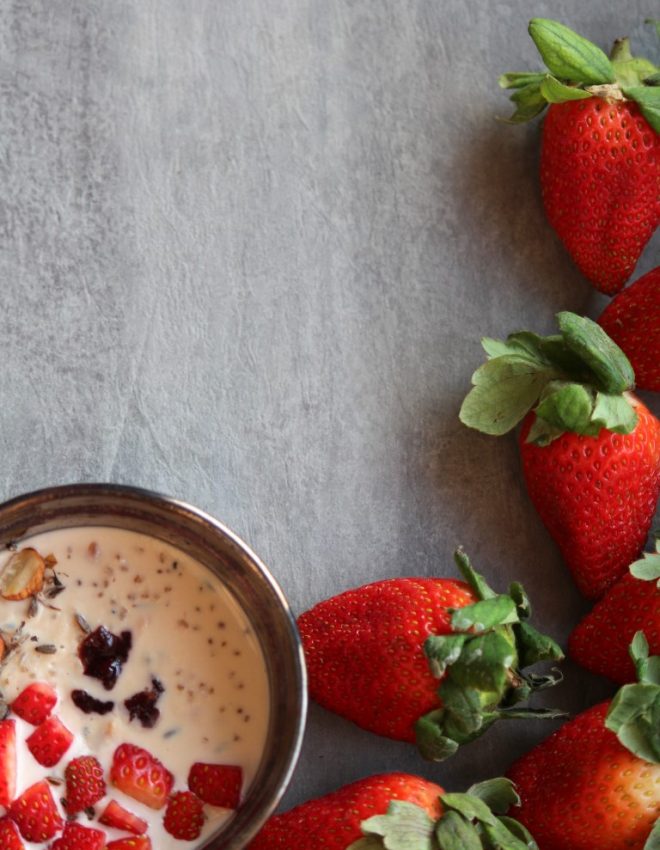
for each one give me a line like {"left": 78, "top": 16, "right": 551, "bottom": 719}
{"left": 0, "top": 526, "right": 270, "bottom": 849}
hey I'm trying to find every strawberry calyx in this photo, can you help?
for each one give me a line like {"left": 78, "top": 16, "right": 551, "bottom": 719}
{"left": 460, "top": 312, "right": 638, "bottom": 447}
{"left": 414, "top": 550, "right": 565, "bottom": 762}
{"left": 348, "top": 777, "right": 539, "bottom": 850}
{"left": 605, "top": 632, "right": 660, "bottom": 764}
{"left": 500, "top": 18, "right": 660, "bottom": 133}
{"left": 630, "top": 537, "right": 660, "bottom": 588}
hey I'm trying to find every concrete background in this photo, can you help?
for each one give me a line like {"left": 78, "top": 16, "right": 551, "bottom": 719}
{"left": 1, "top": 0, "right": 658, "bottom": 812}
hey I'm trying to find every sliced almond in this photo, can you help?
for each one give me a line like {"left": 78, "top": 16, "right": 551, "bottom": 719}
{"left": 0, "top": 548, "right": 46, "bottom": 600}
{"left": 0, "top": 634, "right": 5, "bottom": 662}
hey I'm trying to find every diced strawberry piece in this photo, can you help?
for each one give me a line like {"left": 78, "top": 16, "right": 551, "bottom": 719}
{"left": 163, "top": 790, "right": 205, "bottom": 841}
{"left": 110, "top": 743, "right": 173, "bottom": 810}
{"left": 0, "top": 720, "right": 16, "bottom": 807}
{"left": 11, "top": 682, "right": 57, "bottom": 725}
{"left": 98, "top": 799, "right": 148, "bottom": 835}
{"left": 188, "top": 762, "right": 243, "bottom": 809}
{"left": 0, "top": 817, "right": 24, "bottom": 850}
{"left": 106, "top": 838, "right": 152, "bottom": 850}
{"left": 26, "top": 715, "right": 73, "bottom": 767}
{"left": 8, "top": 780, "right": 64, "bottom": 842}
{"left": 64, "top": 755, "right": 106, "bottom": 814}
{"left": 51, "top": 822, "right": 106, "bottom": 850}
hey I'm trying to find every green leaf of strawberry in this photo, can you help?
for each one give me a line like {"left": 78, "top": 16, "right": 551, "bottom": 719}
{"left": 539, "top": 74, "right": 593, "bottom": 102}
{"left": 460, "top": 312, "right": 637, "bottom": 444}
{"left": 556, "top": 312, "right": 635, "bottom": 394}
{"left": 644, "top": 818, "right": 660, "bottom": 850}
{"left": 622, "top": 85, "right": 660, "bottom": 133}
{"left": 360, "top": 801, "right": 436, "bottom": 850}
{"left": 630, "top": 541, "right": 660, "bottom": 588}
{"left": 460, "top": 357, "right": 560, "bottom": 436}
{"left": 528, "top": 18, "right": 615, "bottom": 85}
{"left": 605, "top": 633, "right": 660, "bottom": 764}
{"left": 465, "top": 778, "right": 520, "bottom": 814}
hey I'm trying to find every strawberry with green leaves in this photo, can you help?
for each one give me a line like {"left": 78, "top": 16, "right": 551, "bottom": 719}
{"left": 508, "top": 633, "right": 660, "bottom": 850}
{"left": 569, "top": 540, "right": 660, "bottom": 683}
{"left": 248, "top": 774, "right": 540, "bottom": 850}
{"left": 299, "top": 549, "right": 564, "bottom": 762}
{"left": 501, "top": 19, "right": 660, "bottom": 294}
{"left": 460, "top": 312, "right": 660, "bottom": 599}
{"left": 599, "top": 266, "right": 660, "bottom": 392}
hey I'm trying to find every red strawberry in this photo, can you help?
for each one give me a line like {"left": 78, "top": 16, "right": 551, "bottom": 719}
{"left": 519, "top": 396, "right": 660, "bottom": 598}
{"left": 8, "top": 779, "right": 64, "bottom": 842}
{"left": 508, "top": 636, "right": 660, "bottom": 850}
{"left": 26, "top": 715, "right": 73, "bottom": 767}
{"left": 163, "top": 791, "right": 205, "bottom": 841}
{"left": 51, "top": 822, "right": 106, "bottom": 850}
{"left": 569, "top": 543, "right": 660, "bottom": 683}
{"left": 11, "top": 682, "right": 57, "bottom": 726}
{"left": 98, "top": 799, "right": 148, "bottom": 835}
{"left": 299, "top": 548, "right": 564, "bottom": 757}
{"left": 540, "top": 98, "right": 659, "bottom": 295}
{"left": 460, "top": 312, "right": 660, "bottom": 598}
{"left": 249, "top": 773, "right": 442, "bottom": 849}
{"left": 110, "top": 743, "right": 173, "bottom": 810}
{"left": 106, "top": 839, "right": 152, "bottom": 850}
{"left": 188, "top": 763, "right": 242, "bottom": 809}
{"left": 0, "top": 817, "right": 24, "bottom": 850}
{"left": 599, "top": 266, "right": 660, "bottom": 391}
{"left": 501, "top": 19, "right": 660, "bottom": 294}
{"left": 248, "top": 773, "right": 537, "bottom": 850}
{"left": 64, "top": 755, "right": 106, "bottom": 815}
{"left": 0, "top": 719, "right": 16, "bottom": 808}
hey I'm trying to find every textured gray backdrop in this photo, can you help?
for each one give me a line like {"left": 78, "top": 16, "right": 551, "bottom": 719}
{"left": 1, "top": 0, "right": 658, "bottom": 812}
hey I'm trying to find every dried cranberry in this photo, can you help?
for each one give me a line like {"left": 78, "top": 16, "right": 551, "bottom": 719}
{"left": 71, "top": 689, "right": 114, "bottom": 715}
{"left": 79, "top": 626, "right": 132, "bottom": 690}
{"left": 124, "top": 677, "right": 165, "bottom": 728}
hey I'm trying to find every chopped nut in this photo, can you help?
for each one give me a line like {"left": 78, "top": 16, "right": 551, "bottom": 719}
{"left": 0, "top": 548, "right": 46, "bottom": 600}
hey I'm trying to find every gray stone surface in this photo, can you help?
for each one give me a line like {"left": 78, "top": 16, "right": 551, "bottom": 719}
{"left": 1, "top": 0, "right": 658, "bottom": 813}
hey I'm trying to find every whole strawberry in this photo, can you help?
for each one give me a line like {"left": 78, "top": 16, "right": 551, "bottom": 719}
{"left": 501, "top": 19, "right": 660, "bottom": 294}
{"left": 599, "top": 266, "right": 660, "bottom": 391}
{"left": 569, "top": 541, "right": 660, "bottom": 683}
{"left": 299, "top": 548, "right": 564, "bottom": 760}
{"left": 460, "top": 312, "right": 660, "bottom": 598}
{"left": 248, "top": 774, "right": 538, "bottom": 850}
{"left": 508, "top": 633, "right": 660, "bottom": 850}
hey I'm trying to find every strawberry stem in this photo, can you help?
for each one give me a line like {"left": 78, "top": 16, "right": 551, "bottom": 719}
{"left": 605, "top": 632, "right": 660, "bottom": 764}
{"left": 414, "top": 550, "right": 564, "bottom": 762}
{"left": 349, "top": 777, "right": 540, "bottom": 850}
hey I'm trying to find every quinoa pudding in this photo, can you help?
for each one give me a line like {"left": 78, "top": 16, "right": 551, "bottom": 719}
{"left": 0, "top": 526, "right": 270, "bottom": 849}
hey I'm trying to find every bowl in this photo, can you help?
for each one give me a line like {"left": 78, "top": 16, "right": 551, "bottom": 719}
{"left": 0, "top": 483, "right": 307, "bottom": 849}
